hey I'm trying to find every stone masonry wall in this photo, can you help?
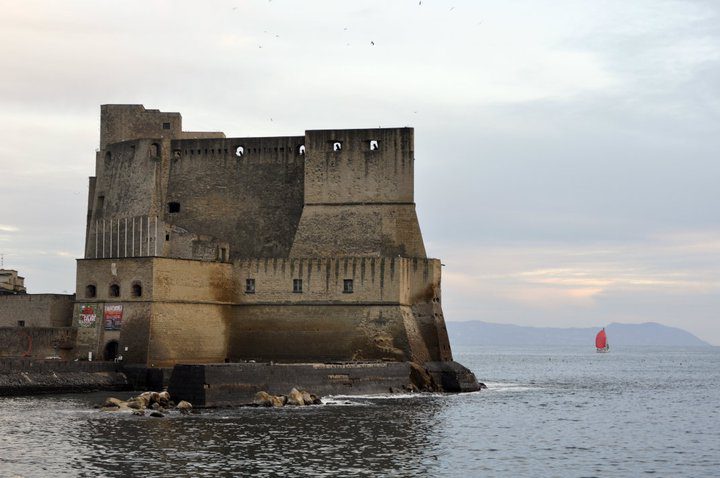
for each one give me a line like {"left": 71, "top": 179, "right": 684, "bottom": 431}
{"left": 0, "top": 294, "right": 75, "bottom": 328}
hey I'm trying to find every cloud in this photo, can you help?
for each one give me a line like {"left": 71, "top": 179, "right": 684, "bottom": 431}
{"left": 0, "top": 225, "right": 19, "bottom": 233}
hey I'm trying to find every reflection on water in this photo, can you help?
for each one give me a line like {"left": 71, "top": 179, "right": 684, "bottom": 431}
{"left": 1, "top": 346, "right": 719, "bottom": 477}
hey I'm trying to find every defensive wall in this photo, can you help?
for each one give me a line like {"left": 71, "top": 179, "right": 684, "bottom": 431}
{"left": 73, "top": 255, "right": 451, "bottom": 367}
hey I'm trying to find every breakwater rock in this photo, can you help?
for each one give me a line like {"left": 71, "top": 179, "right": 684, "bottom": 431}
{"left": 100, "top": 391, "right": 193, "bottom": 417}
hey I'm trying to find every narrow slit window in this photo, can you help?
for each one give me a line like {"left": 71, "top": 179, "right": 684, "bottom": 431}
{"left": 245, "top": 278, "right": 256, "bottom": 294}
{"left": 343, "top": 279, "right": 354, "bottom": 294}
{"left": 293, "top": 279, "right": 303, "bottom": 293}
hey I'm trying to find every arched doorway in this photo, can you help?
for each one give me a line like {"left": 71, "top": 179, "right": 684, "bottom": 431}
{"left": 103, "top": 340, "right": 119, "bottom": 361}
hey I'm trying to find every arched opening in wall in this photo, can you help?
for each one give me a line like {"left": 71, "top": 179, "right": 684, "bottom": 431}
{"left": 235, "top": 146, "right": 245, "bottom": 157}
{"left": 168, "top": 202, "right": 181, "bottom": 213}
{"left": 369, "top": 140, "right": 379, "bottom": 150}
{"left": 85, "top": 284, "right": 97, "bottom": 298}
{"left": 333, "top": 142, "right": 342, "bottom": 152}
{"left": 150, "top": 143, "right": 160, "bottom": 158}
{"left": 298, "top": 145, "right": 306, "bottom": 155}
{"left": 131, "top": 282, "right": 142, "bottom": 297}
{"left": 103, "top": 340, "right": 119, "bottom": 361}
{"left": 109, "top": 284, "right": 120, "bottom": 297}
{"left": 105, "top": 151, "right": 112, "bottom": 161}
{"left": 173, "top": 149, "right": 181, "bottom": 160}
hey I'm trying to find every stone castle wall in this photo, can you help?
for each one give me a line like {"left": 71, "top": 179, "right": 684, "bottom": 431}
{"left": 71, "top": 105, "right": 454, "bottom": 368}
{"left": 0, "top": 294, "right": 75, "bottom": 328}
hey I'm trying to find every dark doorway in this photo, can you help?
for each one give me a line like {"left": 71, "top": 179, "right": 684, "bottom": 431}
{"left": 104, "top": 340, "right": 119, "bottom": 361}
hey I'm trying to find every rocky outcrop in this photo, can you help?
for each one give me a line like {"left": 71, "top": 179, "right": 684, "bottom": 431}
{"left": 99, "top": 390, "right": 189, "bottom": 417}
{"left": 251, "top": 388, "right": 322, "bottom": 408}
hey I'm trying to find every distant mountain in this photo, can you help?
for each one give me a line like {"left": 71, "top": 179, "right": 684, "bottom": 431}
{"left": 446, "top": 321, "right": 712, "bottom": 347}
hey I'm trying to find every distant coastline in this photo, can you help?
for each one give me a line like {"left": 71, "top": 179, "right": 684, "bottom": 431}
{"left": 446, "top": 321, "right": 712, "bottom": 347}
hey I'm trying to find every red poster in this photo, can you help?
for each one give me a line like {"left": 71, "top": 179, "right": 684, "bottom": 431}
{"left": 104, "top": 304, "right": 123, "bottom": 330}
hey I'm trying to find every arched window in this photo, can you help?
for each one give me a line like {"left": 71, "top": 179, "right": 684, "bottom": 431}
{"left": 298, "top": 145, "right": 306, "bottom": 155}
{"left": 150, "top": 143, "right": 160, "bottom": 158}
{"left": 333, "top": 142, "right": 342, "bottom": 151}
{"left": 235, "top": 146, "right": 245, "bottom": 157}
{"left": 85, "top": 284, "right": 97, "bottom": 298}
{"left": 109, "top": 284, "right": 120, "bottom": 297}
{"left": 131, "top": 282, "right": 142, "bottom": 297}
{"left": 369, "top": 140, "right": 379, "bottom": 151}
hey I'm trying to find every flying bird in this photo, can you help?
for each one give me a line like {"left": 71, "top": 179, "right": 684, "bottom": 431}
{"left": 370, "top": 41, "right": 375, "bottom": 45}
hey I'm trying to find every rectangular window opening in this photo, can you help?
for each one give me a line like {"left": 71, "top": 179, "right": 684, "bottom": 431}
{"left": 343, "top": 279, "right": 354, "bottom": 294}
{"left": 17, "top": 320, "right": 25, "bottom": 327}
{"left": 162, "top": 122, "right": 171, "bottom": 130}
{"left": 293, "top": 278, "right": 303, "bottom": 293}
{"left": 245, "top": 278, "right": 256, "bottom": 294}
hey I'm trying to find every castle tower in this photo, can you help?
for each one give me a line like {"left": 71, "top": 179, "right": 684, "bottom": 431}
{"left": 290, "top": 128, "right": 426, "bottom": 258}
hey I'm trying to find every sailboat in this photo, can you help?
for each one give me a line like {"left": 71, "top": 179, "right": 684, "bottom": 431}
{"left": 596, "top": 328, "right": 609, "bottom": 353}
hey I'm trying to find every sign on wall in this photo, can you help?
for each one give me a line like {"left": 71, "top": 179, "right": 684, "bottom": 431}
{"left": 104, "top": 304, "right": 123, "bottom": 330}
{"left": 78, "top": 304, "right": 97, "bottom": 328}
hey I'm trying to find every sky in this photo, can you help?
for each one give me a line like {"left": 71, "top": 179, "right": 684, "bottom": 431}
{"left": 0, "top": 0, "right": 718, "bottom": 343}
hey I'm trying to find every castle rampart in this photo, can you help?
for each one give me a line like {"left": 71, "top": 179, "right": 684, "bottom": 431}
{"left": 69, "top": 105, "right": 459, "bottom": 374}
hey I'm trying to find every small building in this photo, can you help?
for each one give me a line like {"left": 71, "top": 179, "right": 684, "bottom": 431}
{"left": 0, "top": 269, "right": 76, "bottom": 359}
{"left": 0, "top": 269, "right": 27, "bottom": 295}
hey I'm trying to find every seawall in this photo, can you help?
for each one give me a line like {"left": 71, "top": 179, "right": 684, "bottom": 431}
{"left": 0, "top": 359, "right": 128, "bottom": 396}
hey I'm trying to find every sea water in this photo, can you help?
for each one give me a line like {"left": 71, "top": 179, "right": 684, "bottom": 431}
{"left": 0, "top": 346, "right": 718, "bottom": 477}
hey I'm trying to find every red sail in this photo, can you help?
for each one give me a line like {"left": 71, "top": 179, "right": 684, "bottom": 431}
{"left": 595, "top": 329, "right": 607, "bottom": 349}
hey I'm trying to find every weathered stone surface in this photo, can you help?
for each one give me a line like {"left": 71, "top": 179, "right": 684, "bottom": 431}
{"left": 409, "top": 361, "right": 436, "bottom": 392}
{"left": 103, "top": 397, "right": 124, "bottom": 408}
{"left": 270, "top": 395, "right": 286, "bottom": 408}
{"left": 176, "top": 400, "right": 193, "bottom": 414}
{"left": 286, "top": 388, "right": 305, "bottom": 406}
{"left": 253, "top": 391, "right": 273, "bottom": 407}
{"left": 424, "top": 361, "right": 482, "bottom": 393}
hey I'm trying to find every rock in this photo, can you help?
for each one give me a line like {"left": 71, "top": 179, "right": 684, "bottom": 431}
{"left": 151, "top": 402, "right": 162, "bottom": 410}
{"left": 287, "top": 388, "right": 305, "bottom": 406}
{"left": 149, "top": 411, "right": 165, "bottom": 418}
{"left": 176, "top": 400, "right": 193, "bottom": 414}
{"left": 301, "top": 391, "right": 314, "bottom": 405}
{"left": 253, "top": 391, "right": 273, "bottom": 407}
{"left": 126, "top": 399, "right": 145, "bottom": 410}
{"left": 157, "top": 391, "right": 171, "bottom": 406}
{"left": 132, "top": 409, "right": 145, "bottom": 416}
{"left": 103, "top": 397, "right": 124, "bottom": 408}
{"left": 311, "top": 395, "right": 322, "bottom": 405}
{"left": 409, "top": 361, "right": 436, "bottom": 392}
{"left": 270, "top": 395, "right": 286, "bottom": 407}
{"left": 479, "top": 382, "right": 488, "bottom": 390}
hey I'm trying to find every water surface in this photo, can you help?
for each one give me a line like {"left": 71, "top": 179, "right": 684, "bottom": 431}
{"left": 1, "top": 346, "right": 718, "bottom": 477}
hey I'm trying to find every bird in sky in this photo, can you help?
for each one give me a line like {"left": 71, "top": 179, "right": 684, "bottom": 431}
{"left": 371, "top": 41, "right": 375, "bottom": 46}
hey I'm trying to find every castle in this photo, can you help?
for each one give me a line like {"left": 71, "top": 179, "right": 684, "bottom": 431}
{"left": 73, "top": 105, "right": 455, "bottom": 368}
